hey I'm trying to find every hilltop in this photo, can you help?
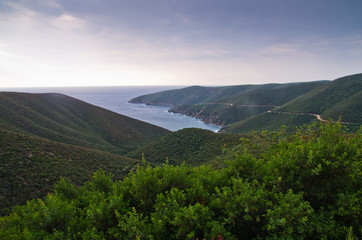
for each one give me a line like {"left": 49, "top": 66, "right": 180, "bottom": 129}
{"left": 0, "top": 92, "right": 170, "bottom": 155}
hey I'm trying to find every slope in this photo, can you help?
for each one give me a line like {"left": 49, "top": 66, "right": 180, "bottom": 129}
{"left": 0, "top": 92, "right": 170, "bottom": 155}
{"left": 280, "top": 73, "right": 362, "bottom": 116}
{"left": 126, "top": 128, "right": 241, "bottom": 165}
{"left": 0, "top": 129, "right": 140, "bottom": 215}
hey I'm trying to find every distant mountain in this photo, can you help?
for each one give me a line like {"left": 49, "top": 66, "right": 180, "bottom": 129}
{"left": 130, "top": 80, "right": 331, "bottom": 129}
{"left": 0, "top": 92, "right": 170, "bottom": 155}
{"left": 126, "top": 128, "right": 241, "bottom": 166}
{"left": 0, "top": 129, "right": 140, "bottom": 215}
{"left": 130, "top": 74, "right": 361, "bottom": 133}
{"left": 225, "top": 74, "right": 362, "bottom": 133}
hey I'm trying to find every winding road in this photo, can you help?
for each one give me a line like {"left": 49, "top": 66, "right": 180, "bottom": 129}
{"left": 268, "top": 110, "right": 357, "bottom": 125}
{"left": 200, "top": 102, "right": 357, "bottom": 125}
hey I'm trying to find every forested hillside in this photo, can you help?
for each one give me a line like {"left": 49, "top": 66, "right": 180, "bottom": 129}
{"left": 0, "top": 92, "right": 170, "bottom": 155}
{"left": 1, "top": 122, "right": 360, "bottom": 239}
{"left": 126, "top": 128, "right": 241, "bottom": 165}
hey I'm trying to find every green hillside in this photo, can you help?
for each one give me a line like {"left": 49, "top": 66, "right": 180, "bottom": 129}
{"left": 226, "top": 74, "right": 362, "bottom": 133}
{"left": 126, "top": 128, "right": 241, "bottom": 165}
{"left": 321, "top": 91, "right": 362, "bottom": 124}
{"left": 0, "top": 92, "right": 170, "bottom": 155}
{"left": 225, "top": 112, "right": 317, "bottom": 134}
{"left": 0, "top": 129, "right": 141, "bottom": 215}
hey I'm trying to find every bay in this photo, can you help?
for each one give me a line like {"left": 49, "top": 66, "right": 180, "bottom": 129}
{"left": 1, "top": 86, "right": 222, "bottom": 132}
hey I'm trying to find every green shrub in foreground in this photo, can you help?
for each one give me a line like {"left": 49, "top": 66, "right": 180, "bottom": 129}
{"left": 0, "top": 122, "right": 360, "bottom": 239}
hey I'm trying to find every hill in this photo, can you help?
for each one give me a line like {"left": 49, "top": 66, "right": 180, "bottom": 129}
{"left": 0, "top": 92, "right": 170, "bottom": 155}
{"left": 130, "top": 80, "right": 329, "bottom": 127}
{"left": 126, "top": 128, "right": 241, "bottom": 165}
{"left": 0, "top": 129, "right": 141, "bottom": 215}
{"left": 226, "top": 74, "right": 362, "bottom": 133}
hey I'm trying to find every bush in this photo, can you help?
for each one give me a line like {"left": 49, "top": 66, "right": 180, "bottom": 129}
{"left": 1, "top": 122, "right": 360, "bottom": 239}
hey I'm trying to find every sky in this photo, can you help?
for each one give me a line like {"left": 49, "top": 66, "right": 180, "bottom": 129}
{"left": 0, "top": 0, "right": 362, "bottom": 87}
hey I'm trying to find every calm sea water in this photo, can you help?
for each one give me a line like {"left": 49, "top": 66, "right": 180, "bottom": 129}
{"left": 1, "top": 86, "right": 221, "bottom": 132}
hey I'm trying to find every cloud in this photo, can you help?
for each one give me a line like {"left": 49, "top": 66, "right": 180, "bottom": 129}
{"left": 260, "top": 44, "right": 300, "bottom": 55}
{"left": 0, "top": 1, "right": 86, "bottom": 31}
{"left": 174, "top": 12, "right": 192, "bottom": 25}
{"left": 38, "top": 0, "right": 62, "bottom": 9}
{"left": 50, "top": 14, "right": 86, "bottom": 30}
{"left": 1, "top": 0, "right": 362, "bottom": 87}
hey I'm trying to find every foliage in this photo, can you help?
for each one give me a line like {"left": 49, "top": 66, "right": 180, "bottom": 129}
{"left": 1, "top": 122, "right": 360, "bottom": 239}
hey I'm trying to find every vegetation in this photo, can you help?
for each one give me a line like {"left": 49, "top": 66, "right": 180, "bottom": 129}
{"left": 0, "top": 129, "right": 140, "bottom": 216}
{"left": 0, "top": 92, "right": 170, "bottom": 155}
{"left": 1, "top": 122, "right": 360, "bottom": 239}
{"left": 224, "top": 112, "right": 317, "bottom": 134}
{"left": 126, "top": 128, "right": 241, "bottom": 165}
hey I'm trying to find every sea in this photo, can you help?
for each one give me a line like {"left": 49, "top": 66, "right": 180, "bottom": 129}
{"left": 1, "top": 86, "right": 222, "bottom": 132}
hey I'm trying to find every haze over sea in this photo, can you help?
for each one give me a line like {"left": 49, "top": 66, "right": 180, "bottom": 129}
{"left": 1, "top": 86, "right": 221, "bottom": 132}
